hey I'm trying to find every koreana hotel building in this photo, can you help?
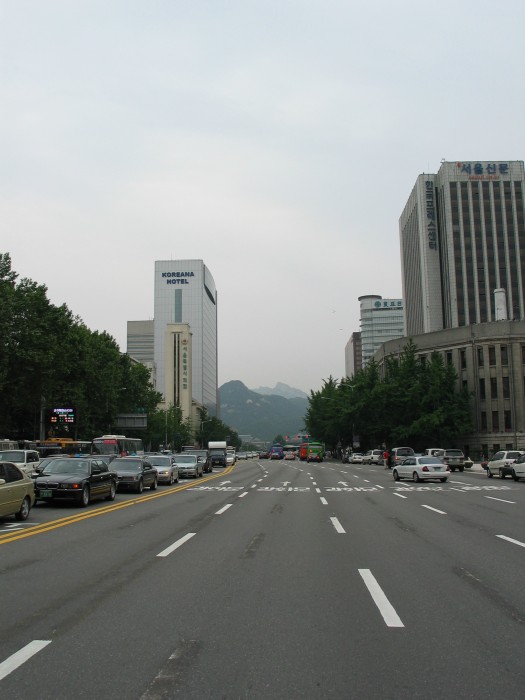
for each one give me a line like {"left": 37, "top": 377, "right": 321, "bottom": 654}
{"left": 127, "top": 260, "right": 219, "bottom": 422}
{"left": 377, "top": 160, "right": 525, "bottom": 457}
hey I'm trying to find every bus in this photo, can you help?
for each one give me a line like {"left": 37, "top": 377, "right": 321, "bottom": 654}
{"left": 91, "top": 434, "right": 144, "bottom": 457}
{"left": 38, "top": 438, "right": 92, "bottom": 456}
{"left": 0, "top": 439, "right": 18, "bottom": 451}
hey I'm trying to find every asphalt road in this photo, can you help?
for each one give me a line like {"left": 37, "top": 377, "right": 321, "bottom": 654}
{"left": 1, "top": 459, "right": 524, "bottom": 699}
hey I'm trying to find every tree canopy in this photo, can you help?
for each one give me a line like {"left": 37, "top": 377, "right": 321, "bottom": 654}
{"left": 304, "top": 341, "right": 472, "bottom": 453}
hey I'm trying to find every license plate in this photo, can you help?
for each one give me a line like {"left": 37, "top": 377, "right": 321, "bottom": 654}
{"left": 433, "top": 467, "right": 442, "bottom": 471}
{"left": 39, "top": 489, "right": 52, "bottom": 497}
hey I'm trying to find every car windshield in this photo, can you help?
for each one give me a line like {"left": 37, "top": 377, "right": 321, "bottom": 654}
{"left": 41, "top": 460, "right": 90, "bottom": 475}
{"left": 0, "top": 450, "right": 24, "bottom": 461}
{"left": 506, "top": 452, "right": 521, "bottom": 459}
{"left": 147, "top": 457, "right": 171, "bottom": 466}
{"left": 113, "top": 459, "right": 142, "bottom": 471}
{"left": 175, "top": 456, "right": 197, "bottom": 464}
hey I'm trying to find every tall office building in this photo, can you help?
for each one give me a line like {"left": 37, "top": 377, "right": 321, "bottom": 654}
{"left": 154, "top": 260, "right": 218, "bottom": 416}
{"left": 400, "top": 160, "right": 525, "bottom": 336}
{"left": 359, "top": 295, "right": 405, "bottom": 367}
{"left": 345, "top": 332, "right": 362, "bottom": 379}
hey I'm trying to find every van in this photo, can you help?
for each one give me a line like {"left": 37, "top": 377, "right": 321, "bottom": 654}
{"left": 0, "top": 449, "right": 41, "bottom": 477}
{"left": 390, "top": 446, "right": 415, "bottom": 467}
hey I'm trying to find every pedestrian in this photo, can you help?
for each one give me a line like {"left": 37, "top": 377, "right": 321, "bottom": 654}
{"left": 383, "top": 448, "right": 390, "bottom": 469}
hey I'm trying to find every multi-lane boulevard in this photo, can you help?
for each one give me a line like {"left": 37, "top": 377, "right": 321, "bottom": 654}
{"left": 1, "top": 458, "right": 524, "bottom": 699}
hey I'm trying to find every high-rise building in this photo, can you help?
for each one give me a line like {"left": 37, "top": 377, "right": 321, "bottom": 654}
{"left": 153, "top": 260, "right": 218, "bottom": 416}
{"left": 400, "top": 160, "right": 525, "bottom": 336}
{"left": 345, "top": 332, "right": 362, "bottom": 379}
{"left": 358, "top": 295, "right": 405, "bottom": 367}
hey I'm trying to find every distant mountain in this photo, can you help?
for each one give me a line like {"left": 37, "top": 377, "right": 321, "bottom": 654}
{"left": 252, "top": 382, "right": 309, "bottom": 400}
{"left": 219, "top": 380, "right": 308, "bottom": 442}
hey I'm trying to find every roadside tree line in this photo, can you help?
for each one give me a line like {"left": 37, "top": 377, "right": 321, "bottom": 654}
{"left": 304, "top": 340, "right": 472, "bottom": 454}
{"left": 0, "top": 253, "right": 239, "bottom": 450}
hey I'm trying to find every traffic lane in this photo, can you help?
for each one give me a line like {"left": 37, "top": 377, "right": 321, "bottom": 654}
{"left": 0, "top": 465, "right": 246, "bottom": 531}
{"left": 0, "top": 461, "right": 265, "bottom": 646}
{"left": 307, "top": 481, "right": 525, "bottom": 698}
{"left": 0, "top": 470, "right": 366, "bottom": 699}
{"left": 315, "top": 466, "right": 525, "bottom": 612}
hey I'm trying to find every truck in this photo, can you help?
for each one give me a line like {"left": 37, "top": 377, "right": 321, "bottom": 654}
{"left": 208, "top": 441, "right": 227, "bottom": 467}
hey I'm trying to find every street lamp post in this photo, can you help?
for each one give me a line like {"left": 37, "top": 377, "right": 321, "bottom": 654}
{"left": 200, "top": 420, "right": 211, "bottom": 448}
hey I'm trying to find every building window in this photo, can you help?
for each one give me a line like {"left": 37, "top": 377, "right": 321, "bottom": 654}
{"left": 478, "top": 347, "right": 484, "bottom": 367}
{"left": 492, "top": 411, "right": 499, "bottom": 432}
{"left": 446, "top": 351, "right": 453, "bottom": 366}
{"left": 490, "top": 377, "right": 498, "bottom": 399}
{"left": 488, "top": 346, "right": 496, "bottom": 366}
{"left": 502, "top": 376, "right": 510, "bottom": 399}
{"left": 481, "top": 412, "right": 487, "bottom": 431}
{"left": 522, "top": 346, "right": 525, "bottom": 364}
{"left": 460, "top": 349, "right": 467, "bottom": 370}
{"left": 501, "top": 345, "right": 508, "bottom": 366}
{"left": 504, "top": 411, "right": 512, "bottom": 431}
{"left": 479, "top": 378, "right": 486, "bottom": 400}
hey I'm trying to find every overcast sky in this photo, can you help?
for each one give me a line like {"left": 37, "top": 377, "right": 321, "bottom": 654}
{"left": 2, "top": 1, "right": 525, "bottom": 395}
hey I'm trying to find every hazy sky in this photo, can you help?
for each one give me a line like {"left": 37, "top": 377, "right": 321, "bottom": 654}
{"left": 2, "top": 1, "right": 525, "bottom": 394}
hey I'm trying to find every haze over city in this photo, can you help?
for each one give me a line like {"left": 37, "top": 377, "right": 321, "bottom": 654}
{"left": 2, "top": 1, "right": 525, "bottom": 393}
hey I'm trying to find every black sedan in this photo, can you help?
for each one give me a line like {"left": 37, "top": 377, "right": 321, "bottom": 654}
{"left": 111, "top": 457, "right": 158, "bottom": 493}
{"left": 34, "top": 458, "right": 117, "bottom": 507}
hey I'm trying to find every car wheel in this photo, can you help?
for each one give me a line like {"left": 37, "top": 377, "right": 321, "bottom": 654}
{"left": 413, "top": 472, "right": 420, "bottom": 483}
{"left": 106, "top": 481, "right": 116, "bottom": 501}
{"left": 440, "top": 478, "right": 447, "bottom": 483}
{"left": 499, "top": 469, "right": 505, "bottom": 479}
{"left": 487, "top": 469, "right": 493, "bottom": 479}
{"left": 459, "top": 466, "right": 464, "bottom": 472}
{"left": 79, "top": 485, "right": 90, "bottom": 507}
{"left": 450, "top": 467, "right": 456, "bottom": 472}
{"left": 150, "top": 477, "right": 158, "bottom": 490}
{"left": 393, "top": 469, "right": 400, "bottom": 481}
{"left": 513, "top": 471, "right": 519, "bottom": 482}
{"left": 174, "top": 474, "right": 179, "bottom": 483}
{"left": 136, "top": 479, "right": 144, "bottom": 494}
{"left": 15, "top": 496, "right": 31, "bottom": 521}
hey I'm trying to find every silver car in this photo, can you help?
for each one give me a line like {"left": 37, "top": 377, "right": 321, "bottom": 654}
{"left": 147, "top": 455, "right": 179, "bottom": 485}
{"left": 173, "top": 454, "right": 202, "bottom": 479}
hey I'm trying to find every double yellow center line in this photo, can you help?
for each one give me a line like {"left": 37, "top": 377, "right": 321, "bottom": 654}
{"left": 0, "top": 464, "right": 236, "bottom": 545}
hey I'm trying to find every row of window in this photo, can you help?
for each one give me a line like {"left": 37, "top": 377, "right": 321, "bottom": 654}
{"left": 480, "top": 410, "right": 513, "bottom": 432}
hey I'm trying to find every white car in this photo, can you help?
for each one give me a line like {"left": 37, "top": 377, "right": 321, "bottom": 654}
{"left": 0, "top": 449, "right": 40, "bottom": 477}
{"left": 350, "top": 453, "right": 364, "bottom": 464}
{"left": 511, "top": 454, "right": 525, "bottom": 481}
{"left": 393, "top": 456, "right": 449, "bottom": 483}
{"left": 362, "top": 449, "right": 383, "bottom": 465}
{"left": 486, "top": 450, "right": 525, "bottom": 479}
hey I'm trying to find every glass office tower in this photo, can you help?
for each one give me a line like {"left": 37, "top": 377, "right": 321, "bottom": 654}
{"left": 154, "top": 260, "right": 218, "bottom": 416}
{"left": 400, "top": 161, "right": 525, "bottom": 336}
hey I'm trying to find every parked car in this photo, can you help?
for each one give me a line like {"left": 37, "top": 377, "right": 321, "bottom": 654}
{"left": 393, "top": 456, "right": 450, "bottom": 483}
{"left": 34, "top": 457, "right": 117, "bottom": 506}
{"left": 0, "top": 449, "right": 41, "bottom": 477}
{"left": 510, "top": 453, "right": 525, "bottom": 481}
{"left": 350, "top": 453, "right": 364, "bottom": 464}
{"left": 173, "top": 454, "right": 203, "bottom": 478}
{"left": 362, "top": 449, "right": 383, "bottom": 465}
{"left": 486, "top": 450, "right": 525, "bottom": 479}
{"left": 0, "top": 462, "right": 35, "bottom": 520}
{"left": 390, "top": 447, "right": 416, "bottom": 468}
{"left": 147, "top": 455, "right": 179, "bottom": 485}
{"left": 442, "top": 449, "right": 466, "bottom": 472}
{"left": 111, "top": 457, "right": 158, "bottom": 493}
